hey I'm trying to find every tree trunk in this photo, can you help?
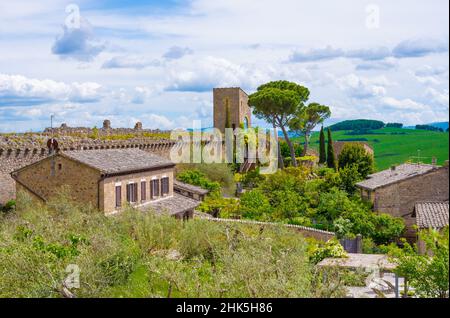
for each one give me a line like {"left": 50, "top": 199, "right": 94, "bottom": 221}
{"left": 279, "top": 124, "right": 297, "bottom": 167}
{"left": 303, "top": 132, "right": 309, "bottom": 156}
{"left": 273, "top": 122, "right": 284, "bottom": 169}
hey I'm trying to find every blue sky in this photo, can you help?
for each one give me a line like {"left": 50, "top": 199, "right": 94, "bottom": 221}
{"left": 0, "top": 0, "right": 448, "bottom": 132}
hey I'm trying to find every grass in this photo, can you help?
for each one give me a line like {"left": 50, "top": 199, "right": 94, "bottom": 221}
{"left": 305, "top": 128, "right": 449, "bottom": 171}
{"left": 0, "top": 190, "right": 348, "bottom": 298}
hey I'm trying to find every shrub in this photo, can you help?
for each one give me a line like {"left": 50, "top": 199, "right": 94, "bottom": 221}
{"left": 338, "top": 143, "right": 374, "bottom": 178}
{"left": 309, "top": 239, "right": 347, "bottom": 265}
{"left": 176, "top": 169, "right": 221, "bottom": 195}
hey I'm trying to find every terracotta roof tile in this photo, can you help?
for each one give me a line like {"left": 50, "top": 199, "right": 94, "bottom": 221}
{"left": 415, "top": 201, "right": 449, "bottom": 229}
{"left": 62, "top": 149, "right": 174, "bottom": 174}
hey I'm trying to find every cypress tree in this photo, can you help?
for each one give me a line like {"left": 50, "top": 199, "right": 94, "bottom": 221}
{"left": 319, "top": 126, "right": 326, "bottom": 164}
{"left": 327, "top": 128, "right": 336, "bottom": 170}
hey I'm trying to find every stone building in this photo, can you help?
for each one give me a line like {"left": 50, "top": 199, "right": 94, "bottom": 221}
{"left": 11, "top": 149, "right": 200, "bottom": 219}
{"left": 412, "top": 201, "right": 449, "bottom": 254}
{"left": 356, "top": 162, "right": 449, "bottom": 239}
{"left": 213, "top": 87, "right": 252, "bottom": 133}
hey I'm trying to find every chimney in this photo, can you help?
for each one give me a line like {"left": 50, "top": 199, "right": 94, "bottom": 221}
{"left": 103, "top": 119, "right": 111, "bottom": 129}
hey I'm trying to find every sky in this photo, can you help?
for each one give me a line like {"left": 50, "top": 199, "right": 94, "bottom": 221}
{"left": 0, "top": 0, "right": 448, "bottom": 132}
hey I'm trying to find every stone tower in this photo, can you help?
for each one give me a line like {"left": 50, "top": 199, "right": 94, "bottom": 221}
{"left": 213, "top": 87, "right": 252, "bottom": 133}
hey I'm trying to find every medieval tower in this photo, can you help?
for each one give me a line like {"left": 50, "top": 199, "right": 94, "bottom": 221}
{"left": 213, "top": 87, "right": 252, "bottom": 133}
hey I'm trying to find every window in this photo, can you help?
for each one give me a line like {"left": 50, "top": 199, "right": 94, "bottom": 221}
{"left": 141, "top": 181, "right": 147, "bottom": 202}
{"left": 115, "top": 186, "right": 122, "bottom": 208}
{"left": 151, "top": 179, "right": 160, "bottom": 199}
{"left": 161, "top": 177, "right": 170, "bottom": 196}
{"left": 126, "top": 183, "right": 138, "bottom": 203}
{"left": 58, "top": 163, "right": 62, "bottom": 170}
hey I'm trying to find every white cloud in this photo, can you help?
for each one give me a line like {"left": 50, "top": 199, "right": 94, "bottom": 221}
{"left": 52, "top": 17, "right": 105, "bottom": 61}
{"left": 336, "top": 74, "right": 389, "bottom": 99}
{"left": 102, "top": 55, "right": 161, "bottom": 69}
{"left": 165, "top": 56, "right": 269, "bottom": 92}
{"left": 0, "top": 73, "right": 103, "bottom": 106}
{"left": 381, "top": 97, "right": 428, "bottom": 111}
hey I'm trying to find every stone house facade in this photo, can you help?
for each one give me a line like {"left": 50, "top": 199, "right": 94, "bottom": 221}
{"left": 356, "top": 162, "right": 449, "bottom": 239}
{"left": 11, "top": 149, "right": 200, "bottom": 219}
{"left": 213, "top": 87, "right": 252, "bottom": 133}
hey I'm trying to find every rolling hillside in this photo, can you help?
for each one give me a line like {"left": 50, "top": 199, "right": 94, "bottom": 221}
{"left": 307, "top": 127, "right": 449, "bottom": 171}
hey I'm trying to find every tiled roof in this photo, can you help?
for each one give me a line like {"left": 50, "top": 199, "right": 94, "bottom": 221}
{"left": 415, "top": 202, "right": 449, "bottom": 229}
{"left": 356, "top": 163, "right": 438, "bottom": 190}
{"left": 173, "top": 180, "right": 209, "bottom": 195}
{"left": 62, "top": 149, "right": 174, "bottom": 174}
{"left": 142, "top": 194, "right": 200, "bottom": 215}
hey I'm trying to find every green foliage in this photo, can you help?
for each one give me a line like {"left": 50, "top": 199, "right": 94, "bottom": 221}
{"left": 415, "top": 124, "right": 444, "bottom": 132}
{"left": 88, "top": 126, "right": 99, "bottom": 139}
{"left": 1, "top": 200, "right": 16, "bottom": 214}
{"left": 177, "top": 163, "right": 235, "bottom": 196}
{"left": 279, "top": 140, "right": 303, "bottom": 158}
{"left": 338, "top": 164, "right": 363, "bottom": 194}
{"left": 303, "top": 127, "right": 449, "bottom": 171}
{"left": 308, "top": 239, "right": 347, "bottom": 264}
{"left": 238, "top": 190, "right": 272, "bottom": 220}
{"left": 176, "top": 169, "right": 221, "bottom": 195}
{"left": 319, "top": 126, "right": 326, "bottom": 164}
{"left": 326, "top": 128, "right": 336, "bottom": 170}
{"left": 289, "top": 103, "right": 331, "bottom": 155}
{"left": 198, "top": 196, "right": 240, "bottom": 218}
{"left": 386, "top": 123, "right": 403, "bottom": 128}
{"left": 0, "top": 192, "right": 332, "bottom": 298}
{"left": 248, "top": 80, "right": 311, "bottom": 167}
{"left": 338, "top": 143, "right": 374, "bottom": 178}
{"left": 391, "top": 228, "right": 449, "bottom": 298}
{"left": 329, "top": 119, "right": 385, "bottom": 131}
{"left": 239, "top": 167, "right": 266, "bottom": 189}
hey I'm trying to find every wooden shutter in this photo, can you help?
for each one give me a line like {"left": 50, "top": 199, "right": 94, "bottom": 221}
{"left": 126, "top": 184, "right": 131, "bottom": 202}
{"left": 141, "top": 181, "right": 146, "bottom": 201}
{"left": 133, "top": 183, "right": 138, "bottom": 202}
{"left": 155, "top": 179, "right": 160, "bottom": 197}
{"left": 115, "top": 186, "right": 122, "bottom": 208}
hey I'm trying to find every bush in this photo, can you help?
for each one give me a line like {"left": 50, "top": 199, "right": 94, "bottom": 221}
{"left": 338, "top": 143, "right": 374, "bottom": 178}
{"left": 239, "top": 189, "right": 272, "bottom": 220}
{"left": 176, "top": 169, "right": 221, "bottom": 195}
{"left": 0, "top": 192, "right": 329, "bottom": 298}
{"left": 177, "top": 164, "right": 235, "bottom": 195}
{"left": 308, "top": 239, "right": 347, "bottom": 264}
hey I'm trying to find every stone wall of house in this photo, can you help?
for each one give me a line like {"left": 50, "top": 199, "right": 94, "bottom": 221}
{"left": 102, "top": 167, "right": 175, "bottom": 213}
{"left": 373, "top": 165, "right": 449, "bottom": 238}
{"left": 13, "top": 155, "right": 102, "bottom": 209}
{"left": 0, "top": 139, "right": 176, "bottom": 204}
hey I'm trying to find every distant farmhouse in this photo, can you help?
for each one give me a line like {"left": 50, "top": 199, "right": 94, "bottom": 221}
{"left": 356, "top": 162, "right": 449, "bottom": 239}
{"left": 11, "top": 149, "right": 205, "bottom": 219}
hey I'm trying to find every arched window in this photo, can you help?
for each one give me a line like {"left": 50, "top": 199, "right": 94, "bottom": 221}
{"left": 244, "top": 117, "right": 249, "bottom": 130}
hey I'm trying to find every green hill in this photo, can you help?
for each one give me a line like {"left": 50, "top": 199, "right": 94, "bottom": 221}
{"left": 307, "top": 127, "right": 449, "bottom": 171}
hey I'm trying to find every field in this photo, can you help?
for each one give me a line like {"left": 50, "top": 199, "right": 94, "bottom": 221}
{"left": 306, "top": 128, "right": 449, "bottom": 171}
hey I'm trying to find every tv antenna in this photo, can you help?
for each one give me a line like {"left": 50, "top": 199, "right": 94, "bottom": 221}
{"left": 410, "top": 149, "right": 428, "bottom": 165}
